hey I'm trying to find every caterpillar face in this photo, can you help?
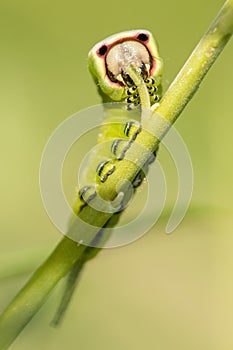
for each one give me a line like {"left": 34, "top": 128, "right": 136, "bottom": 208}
{"left": 88, "top": 30, "right": 163, "bottom": 103}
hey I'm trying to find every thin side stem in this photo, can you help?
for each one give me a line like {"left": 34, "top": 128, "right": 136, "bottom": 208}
{"left": 126, "top": 65, "right": 151, "bottom": 109}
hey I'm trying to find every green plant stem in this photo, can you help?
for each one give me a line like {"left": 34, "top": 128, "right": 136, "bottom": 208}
{"left": 0, "top": 1, "right": 232, "bottom": 349}
{"left": 0, "top": 238, "right": 86, "bottom": 349}
{"left": 157, "top": 0, "right": 233, "bottom": 125}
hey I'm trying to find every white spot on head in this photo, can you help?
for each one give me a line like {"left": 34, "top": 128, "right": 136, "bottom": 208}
{"left": 106, "top": 41, "right": 150, "bottom": 79}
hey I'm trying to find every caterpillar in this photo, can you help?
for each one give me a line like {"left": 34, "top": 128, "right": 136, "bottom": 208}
{"left": 73, "top": 29, "right": 163, "bottom": 214}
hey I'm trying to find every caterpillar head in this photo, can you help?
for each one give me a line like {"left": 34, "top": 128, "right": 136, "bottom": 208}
{"left": 88, "top": 30, "right": 163, "bottom": 102}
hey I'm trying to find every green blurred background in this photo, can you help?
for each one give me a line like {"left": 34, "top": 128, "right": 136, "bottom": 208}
{"left": 0, "top": 0, "right": 233, "bottom": 349}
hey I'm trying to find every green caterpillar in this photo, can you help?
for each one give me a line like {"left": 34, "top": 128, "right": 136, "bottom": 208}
{"left": 73, "top": 29, "right": 163, "bottom": 215}
{"left": 52, "top": 29, "right": 163, "bottom": 325}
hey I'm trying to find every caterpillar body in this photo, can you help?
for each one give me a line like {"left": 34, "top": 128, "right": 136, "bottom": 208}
{"left": 74, "top": 30, "right": 163, "bottom": 214}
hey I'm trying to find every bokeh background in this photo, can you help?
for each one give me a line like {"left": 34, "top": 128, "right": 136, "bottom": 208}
{"left": 0, "top": 0, "right": 233, "bottom": 349}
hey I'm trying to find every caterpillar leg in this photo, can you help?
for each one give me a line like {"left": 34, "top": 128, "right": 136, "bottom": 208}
{"left": 150, "top": 102, "right": 160, "bottom": 112}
